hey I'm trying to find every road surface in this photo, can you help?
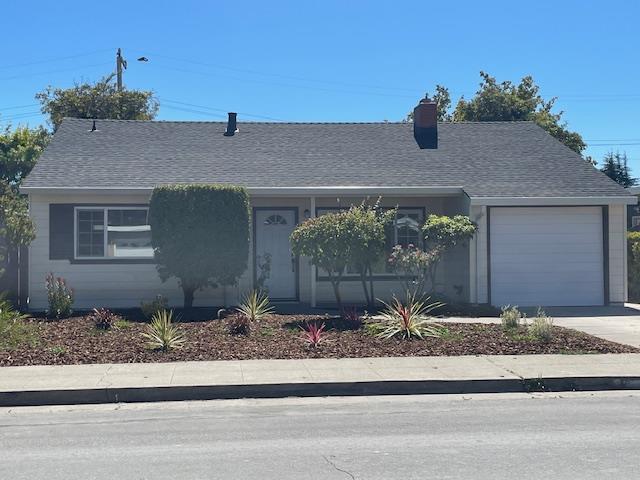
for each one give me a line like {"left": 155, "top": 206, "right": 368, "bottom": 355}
{"left": 1, "top": 392, "right": 639, "bottom": 479}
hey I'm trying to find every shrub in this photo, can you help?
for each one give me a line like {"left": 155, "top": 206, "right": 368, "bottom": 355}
{"left": 374, "top": 293, "right": 445, "bottom": 340}
{"left": 45, "top": 273, "right": 74, "bottom": 318}
{"left": 500, "top": 305, "right": 524, "bottom": 330}
{"left": 141, "top": 295, "right": 169, "bottom": 320}
{"left": 290, "top": 211, "right": 353, "bottom": 311}
{"left": 529, "top": 308, "right": 554, "bottom": 343}
{"left": 342, "top": 306, "right": 363, "bottom": 330}
{"left": 149, "top": 184, "right": 250, "bottom": 308}
{"left": 88, "top": 308, "right": 120, "bottom": 330}
{"left": 388, "top": 244, "right": 443, "bottom": 298}
{"left": 142, "top": 309, "right": 186, "bottom": 351}
{"left": 227, "top": 313, "right": 251, "bottom": 335}
{"left": 236, "top": 290, "right": 274, "bottom": 322}
{"left": 300, "top": 321, "right": 326, "bottom": 348}
{"left": 0, "top": 294, "right": 37, "bottom": 350}
{"left": 628, "top": 232, "right": 640, "bottom": 301}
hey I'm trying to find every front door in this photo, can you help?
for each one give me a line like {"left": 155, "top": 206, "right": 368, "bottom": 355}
{"left": 254, "top": 209, "right": 298, "bottom": 300}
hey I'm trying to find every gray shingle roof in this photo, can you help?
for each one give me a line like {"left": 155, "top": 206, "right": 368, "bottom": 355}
{"left": 22, "top": 117, "right": 629, "bottom": 197}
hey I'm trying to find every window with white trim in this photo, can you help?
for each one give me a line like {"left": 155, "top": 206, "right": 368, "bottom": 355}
{"left": 316, "top": 207, "right": 424, "bottom": 276}
{"left": 75, "top": 207, "right": 153, "bottom": 259}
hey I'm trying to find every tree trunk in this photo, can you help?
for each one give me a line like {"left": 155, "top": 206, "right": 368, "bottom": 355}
{"left": 183, "top": 286, "right": 195, "bottom": 309}
{"left": 367, "top": 265, "right": 375, "bottom": 310}
{"left": 359, "top": 270, "right": 371, "bottom": 308}
{"left": 328, "top": 272, "right": 343, "bottom": 312}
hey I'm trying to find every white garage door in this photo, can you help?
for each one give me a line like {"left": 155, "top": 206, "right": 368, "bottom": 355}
{"left": 490, "top": 207, "right": 604, "bottom": 307}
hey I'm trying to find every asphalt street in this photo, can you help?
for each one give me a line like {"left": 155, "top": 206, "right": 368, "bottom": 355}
{"left": 0, "top": 392, "right": 639, "bottom": 479}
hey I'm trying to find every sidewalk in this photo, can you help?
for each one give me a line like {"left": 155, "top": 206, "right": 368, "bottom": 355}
{"left": 1, "top": 354, "right": 640, "bottom": 406}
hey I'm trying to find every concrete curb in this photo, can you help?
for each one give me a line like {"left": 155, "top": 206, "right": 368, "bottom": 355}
{"left": 3, "top": 376, "right": 640, "bottom": 407}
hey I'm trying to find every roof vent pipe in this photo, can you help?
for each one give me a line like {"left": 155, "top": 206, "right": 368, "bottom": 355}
{"left": 224, "top": 112, "right": 238, "bottom": 136}
{"left": 413, "top": 99, "right": 438, "bottom": 149}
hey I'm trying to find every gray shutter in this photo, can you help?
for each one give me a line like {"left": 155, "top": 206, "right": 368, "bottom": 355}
{"left": 49, "top": 204, "right": 75, "bottom": 260}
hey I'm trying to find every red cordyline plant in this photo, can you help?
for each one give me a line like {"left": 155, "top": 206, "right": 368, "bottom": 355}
{"left": 375, "top": 293, "right": 445, "bottom": 340}
{"left": 45, "top": 272, "right": 74, "bottom": 319}
{"left": 341, "top": 306, "right": 363, "bottom": 329}
{"left": 300, "top": 321, "right": 326, "bottom": 348}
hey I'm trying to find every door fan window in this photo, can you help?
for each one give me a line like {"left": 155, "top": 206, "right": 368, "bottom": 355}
{"left": 264, "top": 214, "right": 288, "bottom": 225}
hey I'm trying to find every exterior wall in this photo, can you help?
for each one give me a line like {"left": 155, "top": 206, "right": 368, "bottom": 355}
{"left": 609, "top": 204, "right": 627, "bottom": 303}
{"left": 469, "top": 205, "right": 488, "bottom": 303}
{"left": 28, "top": 192, "right": 470, "bottom": 310}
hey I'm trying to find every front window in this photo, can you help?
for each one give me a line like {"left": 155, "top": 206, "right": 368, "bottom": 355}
{"left": 75, "top": 207, "right": 153, "bottom": 259}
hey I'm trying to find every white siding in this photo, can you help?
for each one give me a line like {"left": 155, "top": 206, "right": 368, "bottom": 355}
{"left": 27, "top": 193, "right": 471, "bottom": 310}
{"left": 608, "top": 204, "right": 626, "bottom": 303}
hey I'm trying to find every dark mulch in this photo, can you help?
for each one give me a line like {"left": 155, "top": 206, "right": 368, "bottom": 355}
{"left": 0, "top": 314, "right": 636, "bottom": 367}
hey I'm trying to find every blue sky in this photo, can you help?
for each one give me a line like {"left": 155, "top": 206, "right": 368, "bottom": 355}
{"left": 1, "top": 1, "right": 639, "bottom": 170}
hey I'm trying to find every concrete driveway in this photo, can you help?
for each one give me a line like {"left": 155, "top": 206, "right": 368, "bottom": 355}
{"left": 445, "top": 304, "right": 640, "bottom": 348}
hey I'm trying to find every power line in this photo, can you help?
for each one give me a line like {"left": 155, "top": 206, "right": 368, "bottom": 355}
{"left": 0, "top": 103, "right": 40, "bottom": 111}
{"left": 0, "top": 49, "right": 113, "bottom": 71}
{"left": 159, "top": 98, "right": 285, "bottom": 121}
{"left": 0, "top": 62, "right": 112, "bottom": 82}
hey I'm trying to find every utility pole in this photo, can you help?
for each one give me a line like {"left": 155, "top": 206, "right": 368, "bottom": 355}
{"left": 116, "top": 48, "right": 127, "bottom": 91}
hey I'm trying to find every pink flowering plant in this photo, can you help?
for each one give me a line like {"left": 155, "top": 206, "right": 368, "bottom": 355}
{"left": 388, "top": 244, "right": 443, "bottom": 298}
{"left": 45, "top": 272, "right": 74, "bottom": 318}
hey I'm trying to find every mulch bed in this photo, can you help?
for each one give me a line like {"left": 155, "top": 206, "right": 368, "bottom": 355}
{"left": 1, "top": 313, "right": 637, "bottom": 367}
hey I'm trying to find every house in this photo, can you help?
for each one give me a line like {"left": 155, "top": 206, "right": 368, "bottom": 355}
{"left": 626, "top": 186, "right": 640, "bottom": 230}
{"left": 20, "top": 101, "right": 635, "bottom": 310}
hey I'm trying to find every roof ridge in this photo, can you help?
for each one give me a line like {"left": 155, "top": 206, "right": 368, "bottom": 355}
{"left": 61, "top": 117, "right": 536, "bottom": 126}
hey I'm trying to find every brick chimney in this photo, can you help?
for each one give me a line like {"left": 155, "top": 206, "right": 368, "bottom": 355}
{"left": 413, "top": 99, "right": 438, "bottom": 149}
{"left": 224, "top": 112, "right": 238, "bottom": 136}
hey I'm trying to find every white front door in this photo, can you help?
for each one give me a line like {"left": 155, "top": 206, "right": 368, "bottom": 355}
{"left": 490, "top": 206, "right": 605, "bottom": 307}
{"left": 254, "top": 209, "right": 297, "bottom": 300}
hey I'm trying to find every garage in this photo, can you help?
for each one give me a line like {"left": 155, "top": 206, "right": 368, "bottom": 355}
{"left": 489, "top": 206, "right": 605, "bottom": 307}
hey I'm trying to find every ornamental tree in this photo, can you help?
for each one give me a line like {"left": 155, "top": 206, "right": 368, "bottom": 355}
{"left": 421, "top": 214, "right": 477, "bottom": 293}
{"left": 290, "top": 211, "right": 353, "bottom": 311}
{"left": 149, "top": 184, "right": 250, "bottom": 308}
{"left": 343, "top": 202, "right": 396, "bottom": 308}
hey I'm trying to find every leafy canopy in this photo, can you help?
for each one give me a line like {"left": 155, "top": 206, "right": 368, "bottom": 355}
{"left": 600, "top": 151, "right": 636, "bottom": 188}
{"left": 290, "top": 211, "right": 353, "bottom": 310}
{"left": 149, "top": 184, "right": 250, "bottom": 308}
{"left": 411, "top": 72, "right": 586, "bottom": 154}
{"left": 422, "top": 214, "right": 477, "bottom": 250}
{"left": 36, "top": 74, "right": 159, "bottom": 130}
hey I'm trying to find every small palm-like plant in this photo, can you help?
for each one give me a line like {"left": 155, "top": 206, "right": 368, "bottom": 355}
{"left": 375, "top": 294, "right": 445, "bottom": 340}
{"left": 236, "top": 290, "right": 274, "bottom": 322}
{"left": 300, "top": 321, "right": 326, "bottom": 348}
{"left": 142, "top": 309, "right": 186, "bottom": 351}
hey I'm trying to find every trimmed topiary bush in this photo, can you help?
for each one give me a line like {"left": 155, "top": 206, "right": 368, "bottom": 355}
{"left": 149, "top": 184, "right": 250, "bottom": 308}
{"left": 628, "top": 232, "right": 640, "bottom": 302}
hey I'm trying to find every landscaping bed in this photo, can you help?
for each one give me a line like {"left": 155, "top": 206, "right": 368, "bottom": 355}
{"left": 0, "top": 313, "right": 636, "bottom": 367}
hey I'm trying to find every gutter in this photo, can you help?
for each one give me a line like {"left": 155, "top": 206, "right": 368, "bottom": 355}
{"left": 469, "top": 196, "right": 638, "bottom": 206}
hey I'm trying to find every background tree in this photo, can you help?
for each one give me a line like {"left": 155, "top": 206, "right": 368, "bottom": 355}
{"left": 600, "top": 151, "right": 636, "bottom": 187}
{"left": 406, "top": 85, "right": 452, "bottom": 122}
{"left": 412, "top": 72, "right": 586, "bottom": 154}
{"left": 290, "top": 212, "right": 353, "bottom": 311}
{"left": 36, "top": 74, "right": 159, "bottom": 130}
{"left": 149, "top": 185, "right": 250, "bottom": 309}
{"left": 344, "top": 202, "right": 396, "bottom": 308}
{"left": 0, "top": 125, "right": 50, "bottom": 277}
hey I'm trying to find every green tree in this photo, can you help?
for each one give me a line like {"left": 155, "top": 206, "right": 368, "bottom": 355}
{"left": 344, "top": 202, "right": 396, "bottom": 308}
{"left": 0, "top": 125, "right": 49, "bottom": 278}
{"left": 407, "top": 85, "right": 452, "bottom": 122}
{"left": 413, "top": 72, "right": 586, "bottom": 154}
{"left": 290, "top": 212, "right": 354, "bottom": 311}
{"left": 452, "top": 72, "right": 585, "bottom": 154}
{"left": 36, "top": 74, "right": 159, "bottom": 130}
{"left": 148, "top": 185, "right": 250, "bottom": 309}
{"left": 421, "top": 215, "right": 477, "bottom": 294}
{"left": 600, "top": 151, "right": 636, "bottom": 187}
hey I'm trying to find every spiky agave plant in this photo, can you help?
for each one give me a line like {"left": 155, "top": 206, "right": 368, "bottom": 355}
{"left": 300, "top": 321, "right": 326, "bottom": 348}
{"left": 142, "top": 309, "right": 186, "bottom": 351}
{"left": 236, "top": 290, "right": 274, "bottom": 322}
{"left": 376, "top": 293, "right": 445, "bottom": 340}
